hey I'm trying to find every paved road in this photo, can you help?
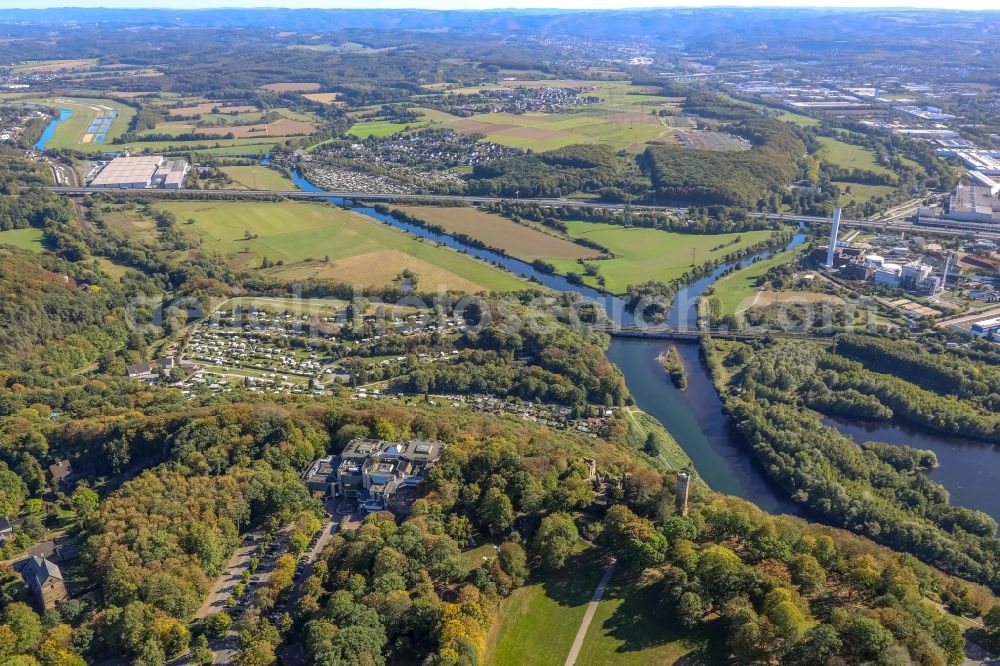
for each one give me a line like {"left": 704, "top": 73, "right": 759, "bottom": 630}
{"left": 194, "top": 541, "right": 258, "bottom": 619}
{"left": 564, "top": 560, "right": 616, "bottom": 666}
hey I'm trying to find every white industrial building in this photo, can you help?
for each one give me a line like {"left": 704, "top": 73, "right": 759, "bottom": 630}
{"left": 89, "top": 155, "right": 189, "bottom": 189}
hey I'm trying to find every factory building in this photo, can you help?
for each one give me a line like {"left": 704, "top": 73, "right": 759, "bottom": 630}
{"left": 918, "top": 185, "right": 1000, "bottom": 227}
{"left": 89, "top": 155, "right": 189, "bottom": 189}
{"left": 971, "top": 317, "right": 1000, "bottom": 338}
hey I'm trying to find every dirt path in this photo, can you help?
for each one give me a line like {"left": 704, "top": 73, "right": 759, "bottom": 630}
{"left": 564, "top": 561, "right": 616, "bottom": 666}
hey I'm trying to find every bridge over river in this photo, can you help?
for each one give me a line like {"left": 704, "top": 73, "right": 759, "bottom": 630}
{"left": 590, "top": 324, "right": 832, "bottom": 340}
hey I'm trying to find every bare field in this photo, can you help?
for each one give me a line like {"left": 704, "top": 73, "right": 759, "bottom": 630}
{"left": 199, "top": 118, "right": 317, "bottom": 137}
{"left": 750, "top": 290, "right": 845, "bottom": 308}
{"left": 396, "top": 206, "right": 601, "bottom": 261}
{"left": 302, "top": 92, "right": 344, "bottom": 104}
{"left": 169, "top": 102, "right": 260, "bottom": 115}
{"left": 13, "top": 58, "right": 97, "bottom": 73}
{"left": 262, "top": 82, "right": 321, "bottom": 92}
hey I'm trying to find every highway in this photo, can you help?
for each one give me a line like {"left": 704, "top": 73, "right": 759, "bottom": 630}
{"left": 46, "top": 186, "right": 1000, "bottom": 239}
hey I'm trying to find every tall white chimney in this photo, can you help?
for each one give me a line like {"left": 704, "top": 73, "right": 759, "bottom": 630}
{"left": 825, "top": 208, "right": 842, "bottom": 269}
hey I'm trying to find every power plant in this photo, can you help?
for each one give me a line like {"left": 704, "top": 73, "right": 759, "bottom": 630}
{"left": 824, "top": 207, "right": 843, "bottom": 269}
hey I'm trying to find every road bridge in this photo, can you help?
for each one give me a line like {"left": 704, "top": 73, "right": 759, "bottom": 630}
{"left": 589, "top": 324, "right": 832, "bottom": 341}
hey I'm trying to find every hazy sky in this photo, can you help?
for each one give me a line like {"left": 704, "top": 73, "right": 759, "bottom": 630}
{"left": 0, "top": 0, "right": 996, "bottom": 8}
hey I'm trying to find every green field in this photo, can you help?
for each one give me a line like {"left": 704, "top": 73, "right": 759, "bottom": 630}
{"left": 817, "top": 136, "right": 894, "bottom": 176}
{"left": 709, "top": 246, "right": 805, "bottom": 315}
{"left": 347, "top": 119, "right": 430, "bottom": 138}
{"left": 147, "top": 200, "right": 531, "bottom": 293}
{"left": 775, "top": 111, "right": 819, "bottom": 127}
{"left": 548, "top": 221, "right": 777, "bottom": 294}
{"left": 489, "top": 543, "right": 607, "bottom": 666}
{"left": 24, "top": 96, "right": 136, "bottom": 151}
{"left": 834, "top": 181, "right": 895, "bottom": 206}
{"left": 395, "top": 206, "right": 600, "bottom": 261}
{"left": 347, "top": 82, "right": 681, "bottom": 152}
{"left": 574, "top": 575, "right": 707, "bottom": 665}
{"left": 0, "top": 227, "right": 45, "bottom": 252}
{"left": 221, "top": 166, "right": 296, "bottom": 191}
{"left": 114, "top": 137, "right": 279, "bottom": 155}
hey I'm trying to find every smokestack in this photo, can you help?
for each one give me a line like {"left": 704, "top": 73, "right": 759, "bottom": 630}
{"left": 825, "top": 208, "right": 842, "bottom": 269}
{"left": 940, "top": 252, "right": 953, "bottom": 294}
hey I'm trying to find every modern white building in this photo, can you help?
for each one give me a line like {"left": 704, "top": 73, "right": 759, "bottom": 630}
{"left": 89, "top": 155, "right": 189, "bottom": 189}
{"left": 873, "top": 262, "right": 903, "bottom": 287}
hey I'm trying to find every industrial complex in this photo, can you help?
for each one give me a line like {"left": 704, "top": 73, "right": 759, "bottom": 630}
{"left": 88, "top": 155, "right": 189, "bottom": 189}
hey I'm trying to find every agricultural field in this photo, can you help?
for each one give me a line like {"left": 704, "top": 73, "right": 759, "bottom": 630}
{"left": 116, "top": 200, "right": 532, "bottom": 293}
{"left": 302, "top": 92, "right": 344, "bottom": 105}
{"left": 347, "top": 119, "right": 430, "bottom": 138}
{"left": 394, "top": 206, "right": 601, "bottom": 260}
{"left": 220, "top": 165, "right": 296, "bottom": 191}
{"left": 817, "top": 136, "right": 894, "bottom": 176}
{"left": 261, "top": 82, "right": 321, "bottom": 92}
{"left": 23, "top": 96, "right": 135, "bottom": 150}
{"left": 548, "top": 221, "right": 778, "bottom": 294}
{"left": 488, "top": 544, "right": 608, "bottom": 666}
{"left": 0, "top": 227, "right": 44, "bottom": 252}
{"left": 168, "top": 102, "right": 260, "bottom": 115}
{"left": 345, "top": 81, "right": 682, "bottom": 151}
{"left": 12, "top": 58, "right": 97, "bottom": 73}
{"left": 708, "top": 246, "right": 807, "bottom": 315}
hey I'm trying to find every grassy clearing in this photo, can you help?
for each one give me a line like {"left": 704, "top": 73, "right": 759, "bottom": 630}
{"left": 220, "top": 166, "right": 296, "bottom": 191}
{"left": 575, "top": 574, "right": 707, "bottom": 666}
{"left": 489, "top": 543, "right": 608, "bottom": 666}
{"left": 147, "top": 200, "right": 532, "bottom": 293}
{"left": 817, "top": 136, "right": 894, "bottom": 176}
{"left": 834, "top": 181, "right": 895, "bottom": 206}
{"left": 548, "top": 221, "right": 776, "bottom": 294}
{"left": 395, "top": 206, "right": 600, "bottom": 260}
{"left": 0, "top": 227, "right": 45, "bottom": 252}
{"left": 24, "top": 96, "right": 135, "bottom": 151}
{"left": 709, "top": 246, "right": 806, "bottom": 315}
{"left": 220, "top": 296, "right": 347, "bottom": 315}
{"left": 775, "top": 111, "right": 819, "bottom": 127}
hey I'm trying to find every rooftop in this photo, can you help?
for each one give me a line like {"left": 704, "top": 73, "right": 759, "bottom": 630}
{"left": 90, "top": 155, "right": 164, "bottom": 187}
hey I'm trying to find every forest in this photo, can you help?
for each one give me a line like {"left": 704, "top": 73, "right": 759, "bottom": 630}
{"left": 707, "top": 338, "right": 1000, "bottom": 594}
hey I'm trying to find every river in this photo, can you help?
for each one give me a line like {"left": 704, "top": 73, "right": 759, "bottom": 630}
{"left": 34, "top": 108, "right": 73, "bottom": 151}
{"left": 286, "top": 165, "right": 806, "bottom": 514}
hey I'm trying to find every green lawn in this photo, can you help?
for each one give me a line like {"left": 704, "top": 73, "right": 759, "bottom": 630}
{"left": 24, "top": 96, "right": 136, "bottom": 151}
{"left": 833, "top": 181, "right": 895, "bottom": 206}
{"left": 0, "top": 227, "right": 45, "bottom": 252}
{"left": 775, "top": 111, "right": 819, "bottom": 127}
{"left": 710, "top": 246, "right": 805, "bottom": 315}
{"left": 150, "top": 200, "right": 531, "bottom": 293}
{"left": 221, "top": 166, "right": 296, "bottom": 191}
{"left": 575, "top": 575, "right": 707, "bottom": 666}
{"left": 817, "top": 136, "right": 894, "bottom": 176}
{"left": 548, "top": 221, "right": 777, "bottom": 294}
{"left": 489, "top": 543, "right": 608, "bottom": 666}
